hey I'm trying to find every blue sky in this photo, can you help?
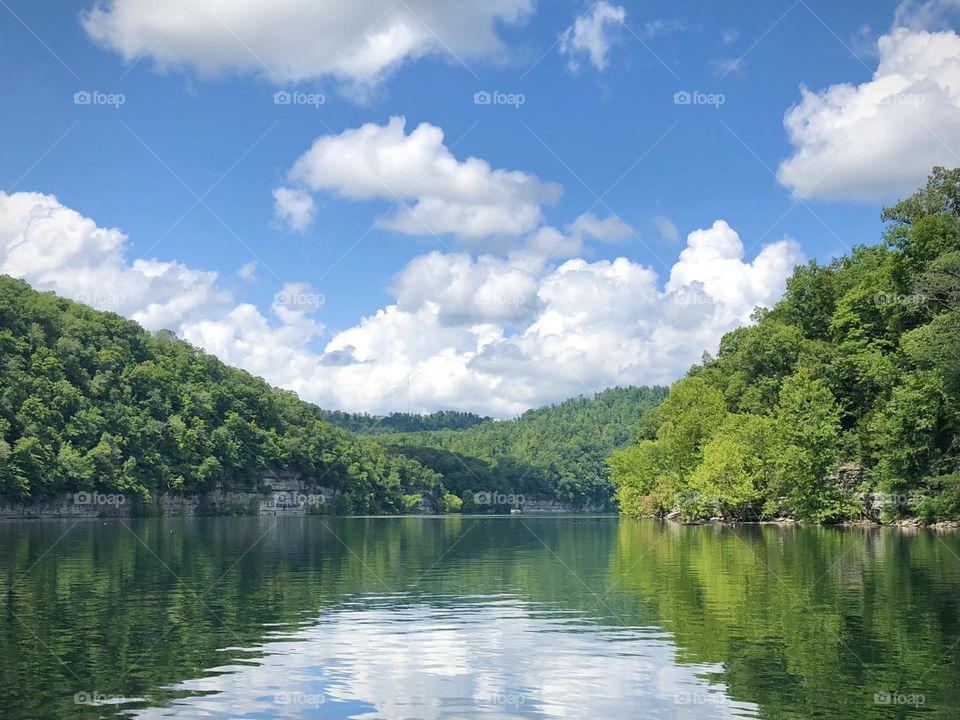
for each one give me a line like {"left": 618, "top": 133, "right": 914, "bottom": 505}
{"left": 1, "top": 0, "right": 957, "bottom": 416}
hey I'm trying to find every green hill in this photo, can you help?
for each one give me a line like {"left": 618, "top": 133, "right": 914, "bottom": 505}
{"left": 0, "top": 276, "right": 444, "bottom": 513}
{"left": 380, "top": 386, "right": 668, "bottom": 508}
{"left": 610, "top": 168, "right": 960, "bottom": 523}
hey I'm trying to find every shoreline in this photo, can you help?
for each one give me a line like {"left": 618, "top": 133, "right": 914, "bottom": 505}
{"left": 2, "top": 510, "right": 955, "bottom": 530}
{"left": 649, "top": 516, "right": 960, "bottom": 531}
{"left": 0, "top": 489, "right": 611, "bottom": 521}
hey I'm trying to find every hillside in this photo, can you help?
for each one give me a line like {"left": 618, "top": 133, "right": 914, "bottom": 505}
{"left": 610, "top": 168, "right": 960, "bottom": 523}
{"left": 381, "top": 386, "right": 668, "bottom": 507}
{"left": 0, "top": 276, "right": 665, "bottom": 514}
{"left": 0, "top": 276, "right": 446, "bottom": 513}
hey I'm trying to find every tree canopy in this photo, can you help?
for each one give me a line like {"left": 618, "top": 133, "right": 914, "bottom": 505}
{"left": 0, "top": 277, "right": 444, "bottom": 513}
{"left": 609, "top": 168, "right": 960, "bottom": 523}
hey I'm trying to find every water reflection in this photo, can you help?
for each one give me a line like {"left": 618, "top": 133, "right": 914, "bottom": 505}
{"left": 133, "top": 600, "right": 757, "bottom": 718}
{"left": 0, "top": 517, "right": 957, "bottom": 719}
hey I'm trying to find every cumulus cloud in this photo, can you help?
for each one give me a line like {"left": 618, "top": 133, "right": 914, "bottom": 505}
{"left": 182, "top": 221, "right": 801, "bottom": 416}
{"left": 777, "top": 2, "right": 960, "bottom": 201}
{"left": 392, "top": 252, "right": 540, "bottom": 326}
{"left": 0, "top": 191, "right": 228, "bottom": 329}
{"left": 272, "top": 187, "right": 315, "bottom": 232}
{"left": 0, "top": 192, "right": 803, "bottom": 417}
{"left": 81, "top": 0, "right": 533, "bottom": 90}
{"left": 278, "top": 117, "right": 562, "bottom": 240}
{"left": 560, "top": 2, "right": 627, "bottom": 71}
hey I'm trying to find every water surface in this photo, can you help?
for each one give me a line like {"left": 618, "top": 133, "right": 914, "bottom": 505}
{"left": 1, "top": 517, "right": 958, "bottom": 718}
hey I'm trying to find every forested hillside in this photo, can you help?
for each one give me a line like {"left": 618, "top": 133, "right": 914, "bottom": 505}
{"left": 320, "top": 409, "right": 490, "bottom": 434}
{"left": 0, "top": 276, "right": 446, "bottom": 513}
{"left": 610, "top": 168, "right": 960, "bottom": 523}
{"left": 385, "top": 386, "right": 667, "bottom": 507}
{"left": 0, "top": 276, "right": 664, "bottom": 514}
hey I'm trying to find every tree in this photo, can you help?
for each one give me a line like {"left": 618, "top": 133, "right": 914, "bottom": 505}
{"left": 686, "top": 415, "right": 777, "bottom": 520}
{"left": 881, "top": 166, "right": 960, "bottom": 226}
{"left": 773, "top": 368, "right": 846, "bottom": 521}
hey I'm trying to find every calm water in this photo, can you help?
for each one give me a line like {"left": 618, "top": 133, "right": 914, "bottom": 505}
{"left": 1, "top": 516, "right": 958, "bottom": 719}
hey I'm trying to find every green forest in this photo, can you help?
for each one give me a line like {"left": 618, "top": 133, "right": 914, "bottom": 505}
{"left": 380, "top": 386, "right": 666, "bottom": 508}
{"left": 319, "top": 409, "right": 491, "bottom": 434}
{"left": 0, "top": 275, "right": 660, "bottom": 513}
{"left": 0, "top": 278, "right": 449, "bottom": 513}
{"left": 610, "top": 168, "right": 960, "bottom": 523}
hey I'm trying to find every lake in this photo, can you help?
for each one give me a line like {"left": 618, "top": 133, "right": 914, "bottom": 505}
{"left": 1, "top": 516, "right": 958, "bottom": 718}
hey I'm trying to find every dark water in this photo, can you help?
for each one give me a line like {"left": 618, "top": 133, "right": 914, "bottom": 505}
{"left": 1, "top": 517, "right": 958, "bottom": 719}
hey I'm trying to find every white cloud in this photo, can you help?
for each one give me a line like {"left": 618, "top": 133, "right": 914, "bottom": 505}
{"left": 82, "top": 0, "right": 534, "bottom": 90}
{"left": 560, "top": 2, "right": 627, "bottom": 71}
{"left": 272, "top": 187, "right": 316, "bottom": 232}
{"left": 653, "top": 216, "right": 679, "bottom": 243}
{"left": 0, "top": 191, "right": 228, "bottom": 329}
{"left": 567, "top": 212, "right": 634, "bottom": 243}
{"left": 392, "top": 251, "right": 540, "bottom": 326}
{"left": 894, "top": 0, "right": 960, "bottom": 30}
{"left": 278, "top": 117, "right": 562, "bottom": 240}
{"left": 665, "top": 220, "right": 800, "bottom": 321}
{"left": 777, "top": 13, "right": 960, "bottom": 201}
{"left": 195, "top": 221, "right": 801, "bottom": 417}
{"left": 0, "top": 192, "right": 802, "bottom": 418}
